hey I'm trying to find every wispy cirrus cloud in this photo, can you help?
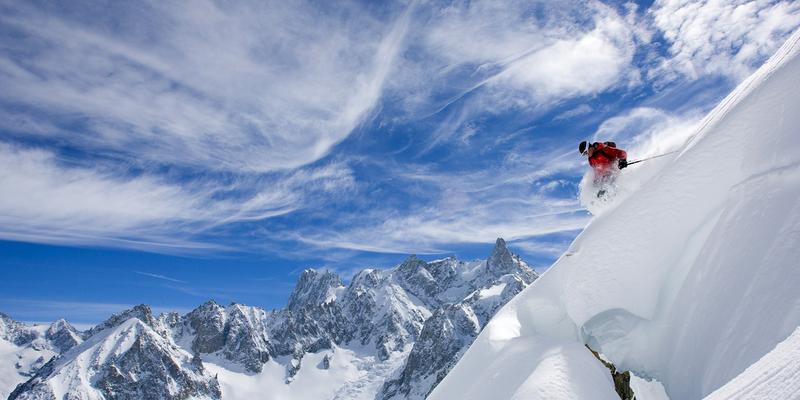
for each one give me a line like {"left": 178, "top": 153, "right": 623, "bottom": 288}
{"left": 290, "top": 151, "right": 591, "bottom": 255}
{"left": 0, "top": 0, "right": 408, "bottom": 252}
{"left": 649, "top": 0, "right": 800, "bottom": 81}
{"left": 0, "top": 0, "right": 408, "bottom": 173}
{"left": 133, "top": 271, "right": 187, "bottom": 284}
{"left": 0, "top": 143, "right": 354, "bottom": 253}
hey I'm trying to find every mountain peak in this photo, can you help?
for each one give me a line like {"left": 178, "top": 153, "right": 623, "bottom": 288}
{"left": 46, "top": 319, "right": 81, "bottom": 353}
{"left": 0, "top": 311, "right": 35, "bottom": 346}
{"left": 397, "top": 254, "right": 429, "bottom": 273}
{"left": 404, "top": 254, "right": 420, "bottom": 262}
{"left": 287, "top": 269, "right": 343, "bottom": 310}
{"left": 201, "top": 299, "right": 220, "bottom": 307}
{"left": 86, "top": 304, "right": 156, "bottom": 338}
{"left": 488, "top": 238, "right": 514, "bottom": 271}
{"left": 46, "top": 318, "right": 75, "bottom": 335}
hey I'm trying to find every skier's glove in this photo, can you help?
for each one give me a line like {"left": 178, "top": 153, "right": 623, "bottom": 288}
{"left": 618, "top": 159, "right": 628, "bottom": 169}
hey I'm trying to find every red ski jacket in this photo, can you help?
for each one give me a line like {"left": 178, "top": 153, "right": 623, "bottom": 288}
{"left": 588, "top": 142, "right": 627, "bottom": 176}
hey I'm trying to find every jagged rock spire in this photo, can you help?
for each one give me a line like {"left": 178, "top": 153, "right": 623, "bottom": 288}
{"left": 487, "top": 238, "right": 515, "bottom": 273}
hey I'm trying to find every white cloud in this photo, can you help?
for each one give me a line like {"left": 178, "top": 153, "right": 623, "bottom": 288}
{"left": 294, "top": 203, "right": 588, "bottom": 255}
{"left": 488, "top": 10, "right": 637, "bottom": 104}
{"left": 133, "top": 271, "right": 187, "bottom": 284}
{"left": 0, "top": 1, "right": 409, "bottom": 172}
{"left": 592, "top": 107, "right": 703, "bottom": 159}
{"left": 651, "top": 0, "right": 800, "bottom": 80}
{"left": 0, "top": 143, "right": 354, "bottom": 252}
{"left": 385, "top": 0, "right": 641, "bottom": 116}
{"left": 553, "top": 104, "right": 595, "bottom": 121}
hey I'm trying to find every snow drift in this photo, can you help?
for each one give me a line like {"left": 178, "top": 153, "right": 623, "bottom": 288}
{"left": 431, "top": 29, "right": 800, "bottom": 400}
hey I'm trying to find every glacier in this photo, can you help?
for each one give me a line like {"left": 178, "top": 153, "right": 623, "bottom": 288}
{"left": 430, "top": 29, "right": 800, "bottom": 400}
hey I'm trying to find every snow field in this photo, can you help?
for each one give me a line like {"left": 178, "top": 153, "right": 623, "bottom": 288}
{"left": 205, "top": 345, "right": 410, "bottom": 400}
{"left": 0, "top": 339, "right": 54, "bottom": 400}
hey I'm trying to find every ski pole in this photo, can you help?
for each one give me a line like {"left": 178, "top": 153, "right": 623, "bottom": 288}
{"left": 626, "top": 150, "right": 678, "bottom": 166}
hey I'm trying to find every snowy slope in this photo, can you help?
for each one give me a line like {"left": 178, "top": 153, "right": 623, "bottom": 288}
{"left": 205, "top": 344, "right": 410, "bottom": 400}
{"left": 0, "top": 334, "right": 55, "bottom": 399}
{"left": 704, "top": 326, "right": 800, "bottom": 400}
{"left": 431, "top": 28, "right": 800, "bottom": 400}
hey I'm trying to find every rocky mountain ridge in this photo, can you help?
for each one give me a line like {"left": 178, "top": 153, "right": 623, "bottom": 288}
{"left": 3, "top": 238, "right": 538, "bottom": 400}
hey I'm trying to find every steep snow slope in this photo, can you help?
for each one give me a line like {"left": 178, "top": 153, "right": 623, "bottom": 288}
{"left": 431, "top": 29, "right": 800, "bottom": 400}
{"left": 0, "top": 337, "right": 55, "bottom": 399}
{"left": 703, "top": 326, "right": 800, "bottom": 400}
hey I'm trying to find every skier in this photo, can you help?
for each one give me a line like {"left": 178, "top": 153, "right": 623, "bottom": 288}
{"left": 578, "top": 141, "right": 628, "bottom": 197}
{"left": 579, "top": 141, "right": 628, "bottom": 173}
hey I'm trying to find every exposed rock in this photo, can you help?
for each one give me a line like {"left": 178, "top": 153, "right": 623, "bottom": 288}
{"left": 586, "top": 345, "right": 636, "bottom": 400}
{"left": 96, "top": 330, "right": 221, "bottom": 400}
{"left": 381, "top": 304, "right": 479, "bottom": 400}
{"left": 285, "top": 349, "right": 303, "bottom": 383}
{"left": 186, "top": 300, "right": 227, "bottom": 354}
{"left": 220, "top": 304, "right": 271, "bottom": 373}
{"left": 379, "top": 239, "right": 538, "bottom": 400}
{"left": 181, "top": 300, "right": 273, "bottom": 373}
{"left": 320, "top": 353, "right": 332, "bottom": 370}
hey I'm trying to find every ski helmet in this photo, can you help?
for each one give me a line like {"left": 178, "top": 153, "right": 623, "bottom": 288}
{"left": 578, "top": 141, "right": 588, "bottom": 155}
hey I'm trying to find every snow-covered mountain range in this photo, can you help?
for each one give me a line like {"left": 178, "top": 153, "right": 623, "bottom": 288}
{"left": 430, "top": 29, "right": 800, "bottom": 400}
{"left": 1, "top": 238, "right": 537, "bottom": 400}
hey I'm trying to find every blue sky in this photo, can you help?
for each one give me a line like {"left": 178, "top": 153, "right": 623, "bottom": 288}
{"left": 1, "top": 0, "right": 798, "bottom": 325}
